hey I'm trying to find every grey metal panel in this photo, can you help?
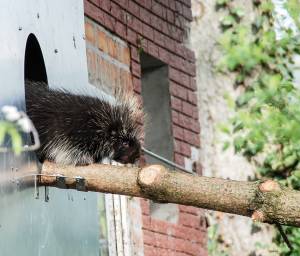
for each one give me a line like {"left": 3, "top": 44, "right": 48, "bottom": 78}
{"left": 0, "top": 1, "right": 105, "bottom": 255}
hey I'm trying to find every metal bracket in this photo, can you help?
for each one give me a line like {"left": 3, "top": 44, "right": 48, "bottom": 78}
{"left": 56, "top": 175, "right": 67, "bottom": 189}
{"left": 44, "top": 186, "right": 49, "bottom": 202}
{"left": 75, "top": 176, "right": 87, "bottom": 192}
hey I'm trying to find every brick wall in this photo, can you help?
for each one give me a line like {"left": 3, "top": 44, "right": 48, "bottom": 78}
{"left": 84, "top": 0, "right": 207, "bottom": 255}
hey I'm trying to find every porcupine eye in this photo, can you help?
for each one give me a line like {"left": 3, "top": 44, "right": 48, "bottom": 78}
{"left": 122, "top": 141, "right": 129, "bottom": 148}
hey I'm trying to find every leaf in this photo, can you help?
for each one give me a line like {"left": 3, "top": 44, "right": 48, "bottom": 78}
{"left": 7, "top": 125, "right": 22, "bottom": 155}
{"left": 233, "top": 136, "right": 246, "bottom": 153}
{"left": 222, "top": 141, "right": 230, "bottom": 151}
{"left": 216, "top": 0, "right": 231, "bottom": 6}
{"left": 0, "top": 121, "right": 7, "bottom": 145}
{"left": 220, "top": 15, "right": 235, "bottom": 28}
{"left": 231, "top": 7, "right": 245, "bottom": 19}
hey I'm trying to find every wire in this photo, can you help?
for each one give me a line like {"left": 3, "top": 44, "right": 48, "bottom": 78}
{"left": 141, "top": 147, "right": 193, "bottom": 174}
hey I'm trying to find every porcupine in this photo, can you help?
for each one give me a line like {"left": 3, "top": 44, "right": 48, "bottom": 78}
{"left": 25, "top": 80, "right": 143, "bottom": 165}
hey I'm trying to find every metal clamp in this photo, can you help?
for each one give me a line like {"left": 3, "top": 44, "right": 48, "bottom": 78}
{"left": 56, "top": 175, "right": 67, "bottom": 189}
{"left": 75, "top": 176, "right": 87, "bottom": 192}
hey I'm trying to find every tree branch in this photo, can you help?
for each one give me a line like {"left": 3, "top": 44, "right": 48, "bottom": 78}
{"left": 40, "top": 162, "right": 300, "bottom": 227}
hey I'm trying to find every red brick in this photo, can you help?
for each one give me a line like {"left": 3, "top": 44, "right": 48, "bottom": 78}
{"left": 144, "top": 245, "right": 158, "bottom": 256}
{"left": 171, "top": 96, "right": 182, "bottom": 112}
{"left": 162, "top": 20, "right": 170, "bottom": 35}
{"left": 99, "top": 0, "right": 111, "bottom": 12}
{"left": 120, "top": 45, "right": 130, "bottom": 66}
{"left": 174, "top": 113, "right": 200, "bottom": 133}
{"left": 182, "top": 5, "right": 193, "bottom": 21}
{"left": 170, "top": 54, "right": 183, "bottom": 70}
{"left": 174, "top": 140, "right": 191, "bottom": 157}
{"left": 157, "top": 0, "right": 169, "bottom": 7}
{"left": 115, "top": 21, "right": 126, "bottom": 39}
{"left": 152, "top": 2, "right": 164, "bottom": 17}
{"left": 173, "top": 226, "right": 204, "bottom": 244}
{"left": 130, "top": 46, "right": 139, "bottom": 62}
{"left": 173, "top": 26, "right": 184, "bottom": 42}
{"left": 164, "top": 36, "right": 176, "bottom": 52}
{"left": 180, "top": 0, "right": 192, "bottom": 8}
{"left": 170, "top": 82, "right": 187, "bottom": 100}
{"left": 142, "top": 214, "right": 151, "bottom": 229}
{"left": 141, "top": 199, "right": 150, "bottom": 215}
{"left": 140, "top": 7, "right": 151, "bottom": 24}
{"left": 143, "top": 230, "right": 173, "bottom": 249}
{"left": 86, "top": 48, "right": 96, "bottom": 76}
{"left": 133, "top": 76, "right": 142, "bottom": 93}
{"left": 171, "top": 110, "right": 179, "bottom": 124}
{"left": 179, "top": 205, "right": 200, "bottom": 215}
{"left": 139, "top": 37, "right": 148, "bottom": 52}
{"left": 115, "top": 0, "right": 128, "bottom": 8}
{"left": 111, "top": 2, "right": 123, "bottom": 20}
{"left": 174, "top": 153, "right": 184, "bottom": 166}
{"left": 187, "top": 91, "right": 197, "bottom": 105}
{"left": 173, "top": 125, "right": 184, "bottom": 139}
{"left": 167, "top": 9, "right": 175, "bottom": 23}
{"left": 169, "top": 68, "right": 190, "bottom": 88}
{"left": 144, "top": 245, "right": 173, "bottom": 256}
{"left": 89, "top": 0, "right": 99, "bottom": 6}
{"left": 185, "top": 47, "right": 196, "bottom": 63}
{"left": 190, "top": 77, "right": 197, "bottom": 91}
{"left": 85, "top": 21, "right": 95, "bottom": 44}
{"left": 144, "top": 218, "right": 206, "bottom": 247}
{"left": 131, "top": 17, "right": 143, "bottom": 34}
{"left": 182, "top": 101, "right": 194, "bottom": 117}
{"left": 193, "top": 107, "right": 199, "bottom": 120}
{"left": 154, "top": 30, "right": 165, "bottom": 47}
{"left": 107, "top": 37, "right": 118, "bottom": 58}
{"left": 169, "top": 0, "right": 176, "bottom": 10}
{"left": 149, "top": 219, "right": 174, "bottom": 235}
{"left": 175, "top": 1, "right": 183, "bottom": 14}
{"left": 180, "top": 141, "right": 191, "bottom": 157}
{"left": 179, "top": 213, "right": 201, "bottom": 228}
{"left": 85, "top": 1, "right": 105, "bottom": 24}
{"left": 174, "top": 238, "right": 203, "bottom": 256}
{"left": 135, "top": 0, "right": 152, "bottom": 9}
{"left": 103, "top": 12, "right": 116, "bottom": 31}
{"left": 183, "top": 129, "right": 200, "bottom": 146}
{"left": 97, "top": 29, "right": 108, "bottom": 52}
{"left": 127, "top": 28, "right": 138, "bottom": 44}
{"left": 151, "top": 15, "right": 163, "bottom": 31}
{"left": 128, "top": 0, "right": 140, "bottom": 17}
{"left": 158, "top": 47, "right": 170, "bottom": 63}
{"left": 147, "top": 41, "right": 159, "bottom": 58}
{"left": 185, "top": 61, "right": 196, "bottom": 76}
{"left": 142, "top": 23, "right": 154, "bottom": 41}
{"left": 174, "top": 139, "right": 181, "bottom": 153}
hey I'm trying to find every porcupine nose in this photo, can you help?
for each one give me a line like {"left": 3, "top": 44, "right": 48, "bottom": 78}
{"left": 120, "top": 142, "right": 141, "bottom": 164}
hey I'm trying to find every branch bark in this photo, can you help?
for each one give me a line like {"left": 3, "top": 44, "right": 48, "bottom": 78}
{"left": 40, "top": 162, "right": 300, "bottom": 227}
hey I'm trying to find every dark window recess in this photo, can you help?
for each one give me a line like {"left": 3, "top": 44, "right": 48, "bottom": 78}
{"left": 141, "top": 53, "right": 174, "bottom": 165}
{"left": 141, "top": 53, "right": 178, "bottom": 224}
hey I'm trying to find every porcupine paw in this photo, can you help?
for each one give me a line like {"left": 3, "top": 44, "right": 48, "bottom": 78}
{"left": 101, "top": 158, "right": 111, "bottom": 165}
{"left": 111, "top": 160, "right": 124, "bottom": 166}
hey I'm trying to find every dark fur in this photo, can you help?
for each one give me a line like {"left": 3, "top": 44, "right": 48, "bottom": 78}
{"left": 25, "top": 80, "right": 142, "bottom": 165}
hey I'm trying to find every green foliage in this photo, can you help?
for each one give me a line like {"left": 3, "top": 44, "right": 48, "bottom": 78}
{"left": 285, "top": 0, "right": 300, "bottom": 30}
{"left": 0, "top": 121, "right": 22, "bottom": 155}
{"left": 208, "top": 223, "right": 229, "bottom": 256}
{"left": 216, "top": 0, "right": 300, "bottom": 254}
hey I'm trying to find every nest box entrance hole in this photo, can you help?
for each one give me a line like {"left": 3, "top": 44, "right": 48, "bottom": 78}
{"left": 24, "top": 33, "right": 48, "bottom": 87}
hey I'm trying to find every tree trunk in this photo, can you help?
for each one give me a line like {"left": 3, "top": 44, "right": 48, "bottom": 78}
{"left": 40, "top": 161, "right": 300, "bottom": 227}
